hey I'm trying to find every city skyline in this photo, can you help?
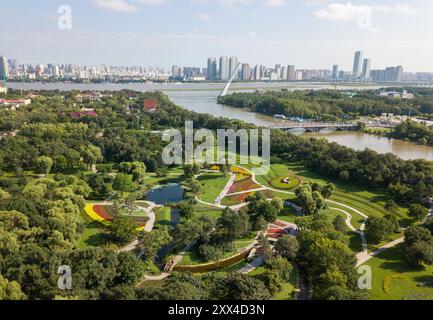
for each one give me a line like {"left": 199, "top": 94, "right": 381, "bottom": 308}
{"left": 1, "top": 0, "right": 433, "bottom": 72}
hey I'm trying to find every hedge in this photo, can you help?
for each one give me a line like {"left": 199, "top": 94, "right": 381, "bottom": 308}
{"left": 173, "top": 249, "right": 252, "bottom": 273}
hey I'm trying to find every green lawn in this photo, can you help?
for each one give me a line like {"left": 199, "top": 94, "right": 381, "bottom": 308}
{"left": 75, "top": 216, "right": 112, "bottom": 250}
{"left": 154, "top": 206, "right": 171, "bottom": 227}
{"left": 363, "top": 244, "right": 433, "bottom": 300}
{"left": 197, "top": 172, "right": 230, "bottom": 203}
{"left": 253, "top": 162, "right": 409, "bottom": 230}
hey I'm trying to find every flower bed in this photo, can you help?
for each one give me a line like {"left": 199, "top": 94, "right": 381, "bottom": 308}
{"left": 221, "top": 192, "right": 254, "bottom": 206}
{"left": 84, "top": 204, "right": 145, "bottom": 231}
{"left": 228, "top": 175, "right": 261, "bottom": 194}
{"left": 269, "top": 176, "right": 301, "bottom": 190}
{"left": 231, "top": 166, "right": 252, "bottom": 176}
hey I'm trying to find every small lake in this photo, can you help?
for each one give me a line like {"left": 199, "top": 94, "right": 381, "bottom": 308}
{"left": 146, "top": 183, "right": 184, "bottom": 205}
{"left": 146, "top": 183, "right": 184, "bottom": 227}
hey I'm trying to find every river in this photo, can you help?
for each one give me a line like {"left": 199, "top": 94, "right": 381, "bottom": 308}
{"left": 7, "top": 81, "right": 433, "bottom": 161}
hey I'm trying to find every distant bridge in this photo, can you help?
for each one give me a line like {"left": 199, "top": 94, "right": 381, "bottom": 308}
{"left": 271, "top": 122, "right": 360, "bottom": 132}
{"left": 219, "top": 63, "right": 241, "bottom": 97}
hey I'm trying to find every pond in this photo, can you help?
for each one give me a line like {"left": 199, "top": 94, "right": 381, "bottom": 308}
{"left": 146, "top": 183, "right": 184, "bottom": 227}
{"left": 146, "top": 183, "right": 184, "bottom": 205}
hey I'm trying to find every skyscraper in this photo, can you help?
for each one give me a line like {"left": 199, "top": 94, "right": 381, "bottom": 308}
{"left": 219, "top": 56, "right": 229, "bottom": 81}
{"left": 332, "top": 65, "right": 339, "bottom": 80}
{"left": 362, "top": 58, "right": 371, "bottom": 80}
{"left": 254, "top": 65, "right": 261, "bottom": 81}
{"left": 287, "top": 65, "right": 296, "bottom": 81}
{"left": 206, "top": 58, "right": 217, "bottom": 81}
{"left": 171, "top": 65, "right": 182, "bottom": 78}
{"left": 0, "top": 56, "right": 10, "bottom": 79}
{"left": 352, "top": 51, "right": 363, "bottom": 79}
{"left": 229, "top": 57, "right": 238, "bottom": 80}
{"left": 281, "top": 66, "right": 288, "bottom": 80}
{"left": 241, "top": 63, "right": 250, "bottom": 81}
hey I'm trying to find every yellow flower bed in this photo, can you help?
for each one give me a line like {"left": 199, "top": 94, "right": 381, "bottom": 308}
{"left": 231, "top": 166, "right": 252, "bottom": 176}
{"left": 84, "top": 204, "right": 145, "bottom": 231}
{"left": 84, "top": 204, "right": 110, "bottom": 226}
{"left": 209, "top": 165, "right": 220, "bottom": 171}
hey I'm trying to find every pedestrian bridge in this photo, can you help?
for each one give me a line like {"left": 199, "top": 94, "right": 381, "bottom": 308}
{"left": 271, "top": 122, "right": 360, "bottom": 132}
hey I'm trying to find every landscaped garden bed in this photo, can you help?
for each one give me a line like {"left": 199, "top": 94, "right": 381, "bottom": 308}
{"left": 228, "top": 175, "right": 261, "bottom": 194}
{"left": 268, "top": 176, "right": 301, "bottom": 190}
{"left": 84, "top": 204, "right": 146, "bottom": 231}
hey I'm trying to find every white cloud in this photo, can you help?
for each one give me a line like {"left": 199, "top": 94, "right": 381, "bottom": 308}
{"left": 263, "top": 0, "right": 285, "bottom": 7}
{"left": 217, "top": 0, "right": 253, "bottom": 9}
{"left": 248, "top": 31, "right": 257, "bottom": 36}
{"left": 315, "top": 2, "right": 419, "bottom": 21}
{"left": 135, "top": 0, "right": 167, "bottom": 6}
{"left": 315, "top": 3, "right": 370, "bottom": 21}
{"left": 93, "top": 0, "right": 136, "bottom": 12}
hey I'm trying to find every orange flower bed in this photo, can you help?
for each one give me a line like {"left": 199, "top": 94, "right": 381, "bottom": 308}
{"left": 84, "top": 204, "right": 145, "bottom": 231}
{"left": 229, "top": 175, "right": 261, "bottom": 194}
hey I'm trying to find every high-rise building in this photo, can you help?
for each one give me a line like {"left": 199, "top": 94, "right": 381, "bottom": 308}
{"left": 281, "top": 66, "right": 288, "bottom": 80}
{"left": 332, "top": 65, "right": 339, "bottom": 80}
{"left": 362, "top": 58, "right": 371, "bottom": 80}
{"left": 287, "top": 65, "right": 296, "bottom": 81}
{"left": 253, "top": 65, "right": 261, "bottom": 81}
{"left": 371, "top": 65, "right": 403, "bottom": 82}
{"left": 171, "top": 65, "right": 182, "bottom": 78}
{"left": 241, "top": 63, "right": 250, "bottom": 81}
{"left": 229, "top": 57, "right": 238, "bottom": 80}
{"left": 219, "top": 56, "right": 229, "bottom": 81}
{"left": 395, "top": 66, "right": 404, "bottom": 82}
{"left": 206, "top": 58, "right": 217, "bottom": 81}
{"left": 0, "top": 56, "right": 10, "bottom": 79}
{"left": 352, "top": 51, "right": 363, "bottom": 79}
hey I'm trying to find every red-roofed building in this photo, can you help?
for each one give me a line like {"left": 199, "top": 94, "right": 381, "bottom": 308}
{"left": 143, "top": 99, "right": 158, "bottom": 112}
{"left": 70, "top": 109, "right": 98, "bottom": 118}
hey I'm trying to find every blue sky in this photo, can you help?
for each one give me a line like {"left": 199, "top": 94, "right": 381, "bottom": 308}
{"left": 1, "top": 0, "right": 433, "bottom": 71}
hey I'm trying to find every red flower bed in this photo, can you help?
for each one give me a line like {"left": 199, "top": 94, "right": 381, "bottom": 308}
{"left": 93, "top": 205, "right": 113, "bottom": 221}
{"left": 273, "top": 221, "right": 289, "bottom": 228}
{"left": 267, "top": 228, "right": 287, "bottom": 234}
{"left": 229, "top": 176, "right": 261, "bottom": 194}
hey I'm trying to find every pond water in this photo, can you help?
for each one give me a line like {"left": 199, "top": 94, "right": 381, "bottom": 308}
{"left": 146, "top": 183, "right": 184, "bottom": 227}
{"left": 146, "top": 183, "right": 184, "bottom": 205}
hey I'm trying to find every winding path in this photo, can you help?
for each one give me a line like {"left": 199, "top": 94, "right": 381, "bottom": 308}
{"left": 143, "top": 165, "right": 419, "bottom": 281}
{"left": 118, "top": 201, "right": 159, "bottom": 253}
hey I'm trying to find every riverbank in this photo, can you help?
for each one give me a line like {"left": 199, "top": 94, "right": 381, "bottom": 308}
{"left": 7, "top": 81, "right": 433, "bottom": 161}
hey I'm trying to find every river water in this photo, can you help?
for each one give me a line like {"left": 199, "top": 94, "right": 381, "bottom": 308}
{"left": 8, "top": 81, "right": 433, "bottom": 161}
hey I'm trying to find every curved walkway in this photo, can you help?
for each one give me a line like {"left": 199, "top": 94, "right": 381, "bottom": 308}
{"left": 118, "top": 201, "right": 159, "bottom": 253}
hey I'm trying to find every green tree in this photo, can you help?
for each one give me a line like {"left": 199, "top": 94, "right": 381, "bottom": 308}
{"left": 321, "top": 183, "right": 335, "bottom": 199}
{"left": 408, "top": 204, "right": 429, "bottom": 222}
{"left": 110, "top": 216, "right": 137, "bottom": 243}
{"left": 274, "top": 235, "right": 299, "bottom": 261}
{"left": 81, "top": 145, "right": 103, "bottom": 169}
{"left": 115, "top": 252, "right": 145, "bottom": 285}
{"left": 36, "top": 156, "right": 53, "bottom": 176}
{"left": 0, "top": 274, "right": 27, "bottom": 300}
{"left": 113, "top": 173, "right": 134, "bottom": 193}
{"left": 333, "top": 215, "right": 346, "bottom": 232}
{"left": 217, "top": 208, "right": 250, "bottom": 242}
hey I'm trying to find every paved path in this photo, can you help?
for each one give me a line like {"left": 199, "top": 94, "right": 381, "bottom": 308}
{"left": 215, "top": 173, "right": 236, "bottom": 205}
{"left": 356, "top": 237, "right": 405, "bottom": 267}
{"left": 118, "top": 201, "right": 158, "bottom": 253}
{"left": 226, "top": 187, "right": 268, "bottom": 197}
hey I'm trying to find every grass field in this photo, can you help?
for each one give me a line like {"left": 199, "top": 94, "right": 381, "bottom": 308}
{"left": 363, "top": 244, "right": 433, "bottom": 300}
{"left": 154, "top": 206, "right": 171, "bottom": 227}
{"left": 76, "top": 216, "right": 112, "bottom": 250}
{"left": 197, "top": 172, "right": 231, "bottom": 204}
